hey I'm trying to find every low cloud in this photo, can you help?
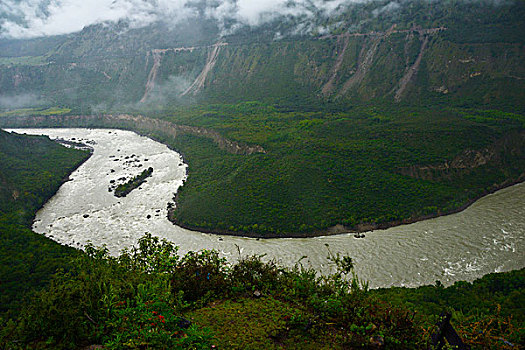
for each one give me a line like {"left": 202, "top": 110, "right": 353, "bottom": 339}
{"left": 0, "top": 93, "right": 44, "bottom": 109}
{"left": 0, "top": 0, "right": 196, "bottom": 38}
{"left": 144, "top": 74, "right": 192, "bottom": 104}
{"left": 372, "top": 1, "right": 401, "bottom": 16}
{"left": 0, "top": 0, "right": 362, "bottom": 39}
{"left": 1, "top": 0, "right": 510, "bottom": 39}
{"left": 207, "top": 0, "right": 353, "bottom": 27}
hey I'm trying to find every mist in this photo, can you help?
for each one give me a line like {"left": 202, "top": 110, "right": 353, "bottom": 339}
{"left": 0, "top": 0, "right": 365, "bottom": 39}
{"left": 0, "top": 93, "right": 44, "bottom": 109}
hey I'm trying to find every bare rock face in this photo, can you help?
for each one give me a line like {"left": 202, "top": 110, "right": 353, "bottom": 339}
{"left": 449, "top": 148, "right": 495, "bottom": 169}
{"left": 399, "top": 131, "right": 525, "bottom": 182}
{"left": 0, "top": 114, "right": 266, "bottom": 156}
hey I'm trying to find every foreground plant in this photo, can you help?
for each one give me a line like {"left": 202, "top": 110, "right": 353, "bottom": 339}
{"left": 1, "top": 234, "right": 521, "bottom": 349}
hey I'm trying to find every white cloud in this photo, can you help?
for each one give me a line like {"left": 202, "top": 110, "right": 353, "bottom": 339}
{"left": 223, "top": 0, "right": 354, "bottom": 26}
{"left": 372, "top": 1, "right": 400, "bottom": 16}
{"left": 0, "top": 0, "right": 196, "bottom": 38}
{"left": 0, "top": 0, "right": 363, "bottom": 38}
{"left": 0, "top": 93, "right": 44, "bottom": 108}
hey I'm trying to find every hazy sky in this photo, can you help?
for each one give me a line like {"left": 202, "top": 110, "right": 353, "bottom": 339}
{"left": 0, "top": 0, "right": 361, "bottom": 38}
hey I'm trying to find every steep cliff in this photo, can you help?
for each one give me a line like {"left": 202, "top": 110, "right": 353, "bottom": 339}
{"left": 0, "top": 0, "right": 523, "bottom": 111}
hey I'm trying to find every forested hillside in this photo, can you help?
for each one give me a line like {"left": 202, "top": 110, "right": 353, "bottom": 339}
{"left": 1, "top": 104, "right": 524, "bottom": 237}
{"left": 1, "top": 1, "right": 524, "bottom": 237}
{"left": 0, "top": 129, "right": 89, "bottom": 314}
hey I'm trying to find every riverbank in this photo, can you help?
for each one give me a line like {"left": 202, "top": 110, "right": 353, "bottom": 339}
{"left": 168, "top": 176, "right": 524, "bottom": 239}
{"left": 9, "top": 131, "right": 94, "bottom": 227}
{"left": 0, "top": 113, "right": 265, "bottom": 155}
{"left": 4, "top": 231, "right": 523, "bottom": 350}
{"left": 1, "top": 129, "right": 523, "bottom": 350}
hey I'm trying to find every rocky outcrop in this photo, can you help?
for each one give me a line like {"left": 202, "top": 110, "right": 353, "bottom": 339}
{"left": 399, "top": 131, "right": 525, "bottom": 181}
{"left": 111, "top": 114, "right": 265, "bottom": 155}
{"left": 319, "top": 26, "right": 446, "bottom": 99}
{"left": 339, "top": 36, "right": 382, "bottom": 96}
{"left": 140, "top": 50, "right": 163, "bottom": 103}
{"left": 141, "top": 47, "right": 197, "bottom": 102}
{"left": 394, "top": 35, "right": 429, "bottom": 102}
{"left": 321, "top": 34, "right": 350, "bottom": 96}
{"left": 181, "top": 42, "right": 226, "bottom": 96}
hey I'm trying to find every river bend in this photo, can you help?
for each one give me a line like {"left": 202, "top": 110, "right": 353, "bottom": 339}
{"left": 8, "top": 128, "right": 525, "bottom": 288}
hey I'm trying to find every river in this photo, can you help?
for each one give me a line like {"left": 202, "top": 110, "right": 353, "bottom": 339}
{"left": 8, "top": 128, "right": 525, "bottom": 288}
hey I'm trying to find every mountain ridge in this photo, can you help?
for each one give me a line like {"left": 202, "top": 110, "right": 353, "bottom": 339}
{"left": 0, "top": 0, "right": 523, "bottom": 111}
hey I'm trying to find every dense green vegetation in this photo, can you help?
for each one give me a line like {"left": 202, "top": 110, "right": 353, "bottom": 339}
{"left": 0, "top": 129, "right": 89, "bottom": 226}
{"left": 1, "top": 103, "right": 522, "bottom": 237}
{"left": 0, "top": 0, "right": 524, "bottom": 346}
{"left": 152, "top": 103, "right": 524, "bottom": 236}
{"left": 0, "top": 0, "right": 523, "bottom": 236}
{"left": 114, "top": 167, "right": 153, "bottom": 197}
{"left": 374, "top": 270, "right": 525, "bottom": 349}
{"left": 0, "top": 129, "right": 90, "bottom": 315}
{"left": 0, "top": 107, "right": 71, "bottom": 118}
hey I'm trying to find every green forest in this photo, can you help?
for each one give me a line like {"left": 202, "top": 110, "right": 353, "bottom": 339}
{"left": 151, "top": 103, "right": 524, "bottom": 236}
{"left": 0, "top": 129, "right": 90, "bottom": 313}
{"left": 2, "top": 103, "right": 523, "bottom": 237}
{"left": 0, "top": 0, "right": 524, "bottom": 238}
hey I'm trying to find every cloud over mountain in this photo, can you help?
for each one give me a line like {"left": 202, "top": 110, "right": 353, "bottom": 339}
{"left": 0, "top": 0, "right": 359, "bottom": 38}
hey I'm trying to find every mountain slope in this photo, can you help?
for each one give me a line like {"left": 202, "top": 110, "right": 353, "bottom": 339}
{"left": 0, "top": 0, "right": 523, "bottom": 111}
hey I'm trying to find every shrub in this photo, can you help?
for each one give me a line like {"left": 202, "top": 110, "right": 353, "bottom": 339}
{"left": 171, "top": 250, "right": 229, "bottom": 302}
